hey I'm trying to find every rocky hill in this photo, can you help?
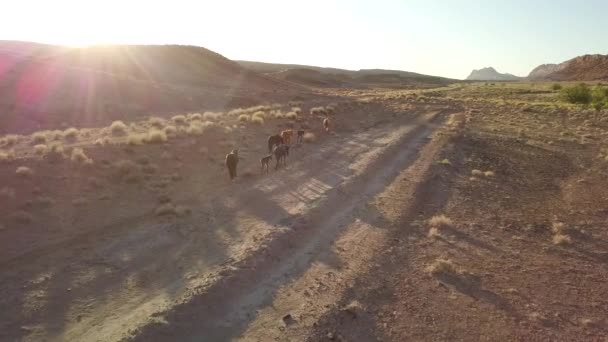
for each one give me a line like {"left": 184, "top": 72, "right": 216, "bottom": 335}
{"left": 466, "top": 67, "right": 521, "bottom": 81}
{"left": 0, "top": 41, "right": 301, "bottom": 133}
{"left": 528, "top": 54, "right": 608, "bottom": 81}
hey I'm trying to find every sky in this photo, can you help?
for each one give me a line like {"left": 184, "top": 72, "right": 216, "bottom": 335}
{"left": 1, "top": 0, "right": 607, "bottom": 79}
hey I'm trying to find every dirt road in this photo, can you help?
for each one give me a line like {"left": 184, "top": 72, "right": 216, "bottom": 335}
{"left": 0, "top": 109, "right": 453, "bottom": 342}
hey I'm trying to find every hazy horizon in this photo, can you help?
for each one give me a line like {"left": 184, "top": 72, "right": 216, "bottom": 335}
{"left": 2, "top": 0, "right": 607, "bottom": 79}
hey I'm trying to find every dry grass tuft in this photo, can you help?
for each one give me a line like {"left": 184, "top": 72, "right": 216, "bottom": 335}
{"left": 0, "top": 150, "right": 15, "bottom": 163}
{"left": 110, "top": 121, "right": 129, "bottom": 136}
{"left": 63, "top": 128, "right": 79, "bottom": 141}
{"left": 428, "top": 215, "right": 453, "bottom": 228}
{"left": 303, "top": 132, "right": 316, "bottom": 143}
{"left": 310, "top": 106, "right": 327, "bottom": 115}
{"left": 144, "top": 129, "right": 168, "bottom": 143}
{"left": 148, "top": 117, "right": 165, "bottom": 129}
{"left": 238, "top": 114, "right": 250, "bottom": 122}
{"left": 172, "top": 115, "right": 187, "bottom": 125}
{"left": 471, "top": 169, "right": 484, "bottom": 176}
{"left": 1, "top": 135, "right": 19, "bottom": 147}
{"left": 16, "top": 166, "right": 34, "bottom": 177}
{"left": 126, "top": 133, "right": 146, "bottom": 145}
{"left": 551, "top": 222, "right": 566, "bottom": 234}
{"left": 187, "top": 123, "right": 204, "bottom": 136}
{"left": 70, "top": 148, "right": 93, "bottom": 164}
{"left": 31, "top": 132, "right": 48, "bottom": 145}
{"left": 188, "top": 113, "right": 203, "bottom": 121}
{"left": 285, "top": 112, "right": 298, "bottom": 120}
{"left": 484, "top": 170, "right": 495, "bottom": 177}
{"left": 438, "top": 158, "right": 451, "bottom": 165}
{"left": 163, "top": 125, "right": 178, "bottom": 137}
{"left": 425, "top": 258, "right": 461, "bottom": 275}
{"left": 251, "top": 116, "right": 264, "bottom": 125}
{"left": 252, "top": 111, "right": 266, "bottom": 119}
{"left": 203, "top": 112, "right": 221, "bottom": 121}
{"left": 428, "top": 227, "right": 441, "bottom": 238}
{"left": 292, "top": 107, "right": 302, "bottom": 114}
{"left": 553, "top": 233, "right": 572, "bottom": 245}
{"left": 34, "top": 144, "right": 48, "bottom": 156}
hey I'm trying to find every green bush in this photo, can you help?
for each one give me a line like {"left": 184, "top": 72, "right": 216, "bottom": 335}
{"left": 561, "top": 83, "right": 592, "bottom": 104}
{"left": 551, "top": 83, "right": 563, "bottom": 91}
{"left": 591, "top": 86, "right": 608, "bottom": 110}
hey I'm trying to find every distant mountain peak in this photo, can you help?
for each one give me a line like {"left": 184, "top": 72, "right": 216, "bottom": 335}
{"left": 466, "top": 67, "right": 521, "bottom": 81}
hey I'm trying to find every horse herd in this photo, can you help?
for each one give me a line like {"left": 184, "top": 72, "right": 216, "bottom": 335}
{"left": 225, "top": 117, "right": 331, "bottom": 181}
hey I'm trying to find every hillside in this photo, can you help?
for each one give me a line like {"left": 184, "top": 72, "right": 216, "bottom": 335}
{"left": 237, "top": 60, "right": 456, "bottom": 88}
{"left": 466, "top": 67, "right": 521, "bottom": 81}
{"left": 0, "top": 42, "right": 302, "bottom": 134}
{"left": 528, "top": 54, "right": 608, "bottom": 81}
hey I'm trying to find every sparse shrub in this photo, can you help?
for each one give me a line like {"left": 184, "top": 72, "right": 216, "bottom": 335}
{"left": 48, "top": 142, "right": 65, "bottom": 156}
{"left": 148, "top": 117, "right": 165, "bottom": 129}
{"left": 428, "top": 214, "right": 453, "bottom": 228}
{"left": 1, "top": 135, "right": 19, "bottom": 147}
{"left": 561, "top": 83, "right": 592, "bottom": 105}
{"left": 144, "top": 129, "right": 168, "bottom": 143}
{"left": 425, "top": 258, "right": 461, "bottom": 275}
{"left": 187, "top": 123, "right": 204, "bottom": 136}
{"left": 16, "top": 166, "right": 33, "bottom": 177}
{"left": 63, "top": 128, "right": 79, "bottom": 141}
{"left": 203, "top": 112, "right": 221, "bottom": 121}
{"left": 188, "top": 113, "right": 203, "bottom": 121}
{"left": 252, "top": 111, "right": 266, "bottom": 119}
{"left": 551, "top": 83, "right": 562, "bottom": 91}
{"left": 591, "top": 85, "right": 608, "bottom": 110}
{"left": 0, "top": 150, "right": 15, "bottom": 162}
{"left": 438, "top": 158, "right": 451, "bottom": 165}
{"left": 553, "top": 233, "right": 572, "bottom": 245}
{"left": 110, "top": 121, "right": 129, "bottom": 136}
{"left": 163, "top": 125, "right": 177, "bottom": 136}
{"left": 484, "top": 170, "right": 495, "bottom": 177}
{"left": 238, "top": 114, "right": 250, "bottom": 122}
{"left": 471, "top": 169, "right": 483, "bottom": 176}
{"left": 251, "top": 116, "right": 264, "bottom": 125}
{"left": 303, "top": 132, "right": 316, "bottom": 142}
{"left": 34, "top": 144, "right": 47, "bottom": 156}
{"left": 31, "top": 132, "right": 47, "bottom": 145}
{"left": 126, "top": 133, "right": 145, "bottom": 145}
{"left": 70, "top": 148, "right": 93, "bottom": 164}
{"left": 310, "top": 106, "right": 327, "bottom": 115}
{"left": 285, "top": 112, "right": 298, "bottom": 120}
{"left": 172, "top": 115, "right": 187, "bottom": 125}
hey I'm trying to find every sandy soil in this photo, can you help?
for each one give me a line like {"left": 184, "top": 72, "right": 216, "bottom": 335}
{"left": 0, "top": 101, "right": 455, "bottom": 341}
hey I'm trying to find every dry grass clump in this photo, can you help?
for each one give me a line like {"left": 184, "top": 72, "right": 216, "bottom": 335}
{"left": 310, "top": 106, "right": 326, "bottom": 115}
{"left": 0, "top": 150, "right": 15, "bottom": 163}
{"left": 187, "top": 123, "right": 204, "bottom": 136}
{"left": 148, "top": 117, "right": 165, "bottom": 129}
{"left": 251, "top": 116, "right": 264, "bottom": 125}
{"left": 143, "top": 129, "right": 168, "bottom": 143}
{"left": 163, "top": 125, "right": 178, "bottom": 137}
{"left": 272, "top": 110, "right": 285, "bottom": 119}
{"left": 203, "top": 112, "right": 221, "bottom": 121}
{"left": 438, "top": 158, "right": 451, "bottom": 165}
{"left": 110, "top": 121, "right": 129, "bottom": 136}
{"left": 285, "top": 112, "right": 298, "bottom": 120}
{"left": 326, "top": 104, "right": 337, "bottom": 114}
{"left": 551, "top": 222, "right": 566, "bottom": 234}
{"left": 0, "top": 135, "right": 19, "bottom": 147}
{"left": 425, "top": 258, "right": 462, "bottom": 275}
{"left": 484, "top": 170, "right": 495, "bottom": 177}
{"left": 252, "top": 111, "right": 266, "bottom": 119}
{"left": 427, "top": 214, "right": 453, "bottom": 237}
{"left": 34, "top": 144, "right": 48, "bottom": 156}
{"left": 70, "top": 148, "right": 93, "bottom": 164}
{"left": 31, "top": 132, "right": 48, "bottom": 145}
{"left": 292, "top": 107, "right": 302, "bottom": 114}
{"left": 172, "top": 115, "right": 187, "bottom": 125}
{"left": 16, "top": 166, "right": 33, "bottom": 177}
{"left": 62, "top": 128, "right": 79, "bottom": 141}
{"left": 126, "top": 133, "right": 146, "bottom": 145}
{"left": 553, "top": 234, "right": 572, "bottom": 245}
{"left": 303, "top": 132, "right": 316, "bottom": 142}
{"left": 238, "top": 114, "right": 250, "bottom": 122}
{"left": 471, "top": 169, "right": 484, "bottom": 176}
{"left": 188, "top": 113, "right": 203, "bottom": 121}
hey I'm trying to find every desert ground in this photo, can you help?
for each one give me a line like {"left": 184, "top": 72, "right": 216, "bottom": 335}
{"left": 1, "top": 80, "right": 608, "bottom": 342}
